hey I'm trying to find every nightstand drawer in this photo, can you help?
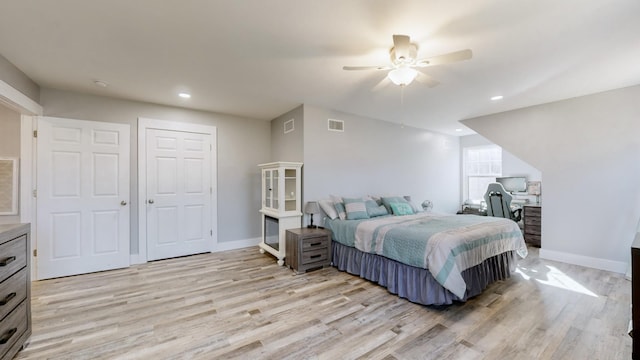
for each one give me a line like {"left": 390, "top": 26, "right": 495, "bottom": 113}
{"left": 0, "top": 268, "right": 27, "bottom": 321}
{"left": 524, "top": 217, "right": 541, "bottom": 227}
{"left": 0, "top": 235, "right": 27, "bottom": 284}
{"left": 301, "top": 249, "right": 329, "bottom": 265}
{"left": 301, "top": 237, "right": 329, "bottom": 251}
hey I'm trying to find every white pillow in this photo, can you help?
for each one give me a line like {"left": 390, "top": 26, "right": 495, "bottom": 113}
{"left": 318, "top": 199, "right": 338, "bottom": 220}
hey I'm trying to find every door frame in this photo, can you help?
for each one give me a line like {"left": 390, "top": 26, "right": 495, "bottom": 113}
{"left": 137, "top": 117, "right": 217, "bottom": 264}
{"left": 1, "top": 80, "right": 43, "bottom": 280}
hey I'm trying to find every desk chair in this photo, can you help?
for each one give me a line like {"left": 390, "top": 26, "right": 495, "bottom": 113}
{"left": 484, "top": 183, "right": 522, "bottom": 222}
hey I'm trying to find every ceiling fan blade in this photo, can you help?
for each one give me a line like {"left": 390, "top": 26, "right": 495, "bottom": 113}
{"left": 343, "top": 65, "right": 391, "bottom": 71}
{"left": 372, "top": 76, "right": 391, "bottom": 92}
{"left": 415, "top": 49, "right": 473, "bottom": 67}
{"left": 415, "top": 71, "right": 440, "bottom": 88}
{"left": 392, "top": 34, "right": 411, "bottom": 60}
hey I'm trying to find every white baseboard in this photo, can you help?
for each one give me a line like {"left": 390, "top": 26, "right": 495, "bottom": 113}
{"left": 130, "top": 254, "right": 145, "bottom": 265}
{"left": 215, "top": 237, "right": 261, "bottom": 252}
{"left": 539, "top": 248, "right": 628, "bottom": 274}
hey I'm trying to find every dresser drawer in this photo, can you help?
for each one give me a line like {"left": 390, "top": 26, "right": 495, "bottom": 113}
{"left": 301, "top": 236, "right": 329, "bottom": 251}
{"left": 0, "top": 268, "right": 27, "bottom": 322}
{"left": 0, "top": 235, "right": 27, "bottom": 284}
{"left": 524, "top": 217, "right": 541, "bottom": 227}
{"left": 523, "top": 206, "right": 541, "bottom": 217}
{"left": 0, "top": 300, "right": 27, "bottom": 359}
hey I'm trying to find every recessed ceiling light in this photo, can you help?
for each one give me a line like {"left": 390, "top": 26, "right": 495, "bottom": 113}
{"left": 178, "top": 92, "right": 191, "bottom": 99}
{"left": 491, "top": 95, "right": 504, "bottom": 101}
{"left": 93, "top": 80, "right": 108, "bottom": 88}
{"left": 455, "top": 128, "right": 463, "bottom": 132}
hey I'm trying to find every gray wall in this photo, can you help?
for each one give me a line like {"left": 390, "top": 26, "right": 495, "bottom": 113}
{"left": 462, "top": 85, "right": 640, "bottom": 270}
{"left": 302, "top": 105, "right": 460, "bottom": 215}
{"left": 0, "top": 103, "right": 21, "bottom": 224}
{"left": 270, "top": 105, "right": 303, "bottom": 162}
{"left": 40, "top": 88, "right": 271, "bottom": 253}
{"left": 0, "top": 54, "right": 39, "bottom": 103}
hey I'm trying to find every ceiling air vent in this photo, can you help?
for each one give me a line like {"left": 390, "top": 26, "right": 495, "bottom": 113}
{"left": 328, "top": 119, "right": 344, "bottom": 132}
{"left": 284, "top": 119, "right": 294, "bottom": 134}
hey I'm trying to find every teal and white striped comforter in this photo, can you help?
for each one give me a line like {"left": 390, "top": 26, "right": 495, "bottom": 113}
{"left": 326, "top": 212, "right": 527, "bottom": 298}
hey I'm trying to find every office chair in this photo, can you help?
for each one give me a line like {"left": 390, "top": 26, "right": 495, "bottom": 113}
{"left": 484, "top": 183, "right": 522, "bottom": 222}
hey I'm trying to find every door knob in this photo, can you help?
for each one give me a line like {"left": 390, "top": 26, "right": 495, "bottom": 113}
{"left": 120, "top": 201, "right": 127, "bottom": 206}
{"left": 148, "top": 199, "right": 154, "bottom": 204}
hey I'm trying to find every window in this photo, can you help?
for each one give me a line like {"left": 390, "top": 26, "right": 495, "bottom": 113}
{"left": 463, "top": 145, "right": 502, "bottom": 203}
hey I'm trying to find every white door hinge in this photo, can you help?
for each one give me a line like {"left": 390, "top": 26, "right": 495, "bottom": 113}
{"left": 33, "top": 130, "right": 37, "bottom": 138}
{"left": 210, "top": 229, "right": 213, "bottom": 236}
{"left": 33, "top": 249, "right": 37, "bottom": 257}
{"left": 32, "top": 189, "right": 37, "bottom": 198}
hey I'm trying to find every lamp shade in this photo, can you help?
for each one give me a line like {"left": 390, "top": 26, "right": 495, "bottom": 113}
{"left": 304, "top": 201, "right": 320, "bottom": 214}
{"left": 388, "top": 67, "right": 418, "bottom": 86}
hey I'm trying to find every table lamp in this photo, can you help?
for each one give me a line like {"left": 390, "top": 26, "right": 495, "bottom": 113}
{"left": 304, "top": 201, "right": 320, "bottom": 228}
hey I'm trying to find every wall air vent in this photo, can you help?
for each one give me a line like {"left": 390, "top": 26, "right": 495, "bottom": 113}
{"left": 328, "top": 119, "right": 344, "bottom": 132}
{"left": 284, "top": 119, "right": 294, "bottom": 134}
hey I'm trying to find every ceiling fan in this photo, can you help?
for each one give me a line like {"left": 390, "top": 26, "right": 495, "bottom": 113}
{"left": 343, "top": 34, "right": 472, "bottom": 89}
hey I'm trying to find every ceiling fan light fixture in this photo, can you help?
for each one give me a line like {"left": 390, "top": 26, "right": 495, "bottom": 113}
{"left": 388, "top": 67, "right": 418, "bottom": 86}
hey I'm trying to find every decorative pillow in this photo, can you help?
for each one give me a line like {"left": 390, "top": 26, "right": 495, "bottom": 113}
{"left": 381, "top": 196, "right": 411, "bottom": 213}
{"left": 318, "top": 199, "right": 338, "bottom": 220}
{"left": 343, "top": 197, "right": 370, "bottom": 220}
{"left": 390, "top": 202, "right": 414, "bottom": 216}
{"left": 404, "top": 196, "right": 423, "bottom": 213}
{"left": 368, "top": 204, "right": 389, "bottom": 217}
{"left": 333, "top": 202, "right": 346, "bottom": 220}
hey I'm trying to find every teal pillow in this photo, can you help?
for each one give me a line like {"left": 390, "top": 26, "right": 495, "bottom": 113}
{"left": 343, "top": 197, "right": 370, "bottom": 220}
{"left": 381, "top": 196, "right": 411, "bottom": 213}
{"left": 390, "top": 202, "right": 414, "bottom": 216}
{"left": 365, "top": 200, "right": 389, "bottom": 217}
{"left": 334, "top": 201, "right": 346, "bottom": 220}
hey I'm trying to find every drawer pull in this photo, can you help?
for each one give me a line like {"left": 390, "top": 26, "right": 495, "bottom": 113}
{"left": 0, "top": 256, "right": 16, "bottom": 266}
{"left": 0, "top": 328, "right": 17, "bottom": 345}
{"left": 310, "top": 254, "right": 322, "bottom": 259}
{"left": 0, "top": 292, "right": 16, "bottom": 306}
{"left": 309, "top": 242, "right": 321, "bottom": 246}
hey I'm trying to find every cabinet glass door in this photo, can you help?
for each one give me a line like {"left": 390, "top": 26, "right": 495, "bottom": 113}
{"left": 264, "top": 170, "right": 272, "bottom": 209}
{"left": 272, "top": 169, "right": 279, "bottom": 210}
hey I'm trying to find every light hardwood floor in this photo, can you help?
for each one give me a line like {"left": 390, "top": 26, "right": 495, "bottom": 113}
{"left": 15, "top": 246, "right": 631, "bottom": 360}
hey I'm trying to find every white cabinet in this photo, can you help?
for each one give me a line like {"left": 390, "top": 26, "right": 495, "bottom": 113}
{"left": 258, "top": 162, "right": 303, "bottom": 265}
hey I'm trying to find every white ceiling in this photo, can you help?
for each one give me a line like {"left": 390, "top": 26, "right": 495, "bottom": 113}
{"left": 0, "top": 0, "right": 639, "bottom": 136}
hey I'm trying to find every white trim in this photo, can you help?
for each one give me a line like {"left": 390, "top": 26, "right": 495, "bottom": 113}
{"left": 0, "top": 80, "right": 42, "bottom": 115}
{"left": 215, "top": 237, "right": 261, "bottom": 252}
{"left": 539, "top": 248, "right": 627, "bottom": 274}
{"left": 137, "top": 117, "right": 218, "bottom": 263}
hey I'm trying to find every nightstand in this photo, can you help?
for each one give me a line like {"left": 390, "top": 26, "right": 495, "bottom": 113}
{"left": 285, "top": 228, "right": 332, "bottom": 274}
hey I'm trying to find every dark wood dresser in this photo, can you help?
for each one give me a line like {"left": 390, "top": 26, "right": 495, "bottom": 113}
{"left": 285, "top": 228, "right": 332, "bottom": 274}
{"left": 523, "top": 205, "right": 541, "bottom": 247}
{"left": 0, "top": 224, "right": 31, "bottom": 360}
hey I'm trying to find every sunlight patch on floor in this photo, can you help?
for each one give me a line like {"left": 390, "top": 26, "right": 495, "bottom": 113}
{"left": 516, "top": 265, "right": 598, "bottom": 297}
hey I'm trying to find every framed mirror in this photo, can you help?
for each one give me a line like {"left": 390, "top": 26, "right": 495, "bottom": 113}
{"left": 0, "top": 158, "right": 18, "bottom": 215}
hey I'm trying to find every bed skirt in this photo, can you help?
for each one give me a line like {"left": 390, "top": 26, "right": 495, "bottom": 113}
{"left": 331, "top": 240, "right": 516, "bottom": 306}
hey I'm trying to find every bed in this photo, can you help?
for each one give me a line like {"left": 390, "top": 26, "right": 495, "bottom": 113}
{"left": 325, "top": 211, "right": 527, "bottom": 306}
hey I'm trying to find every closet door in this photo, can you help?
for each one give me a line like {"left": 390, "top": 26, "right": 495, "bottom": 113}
{"left": 36, "top": 117, "right": 130, "bottom": 279}
{"left": 145, "top": 128, "right": 212, "bottom": 261}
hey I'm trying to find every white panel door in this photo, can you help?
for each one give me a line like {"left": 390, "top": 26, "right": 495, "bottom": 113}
{"left": 146, "top": 128, "right": 212, "bottom": 261}
{"left": 36, "top": 117, "right": 130, "bottom": 279}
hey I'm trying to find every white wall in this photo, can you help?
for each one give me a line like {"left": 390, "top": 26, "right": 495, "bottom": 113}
{"left": 40, "top": 88, "right": 272, "bottom": 253}
{"left": 302, "top": 105, "right": 460, "bottom": 215}
{"left": 462, "top": 85, "right": 640, "bottom": 272}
